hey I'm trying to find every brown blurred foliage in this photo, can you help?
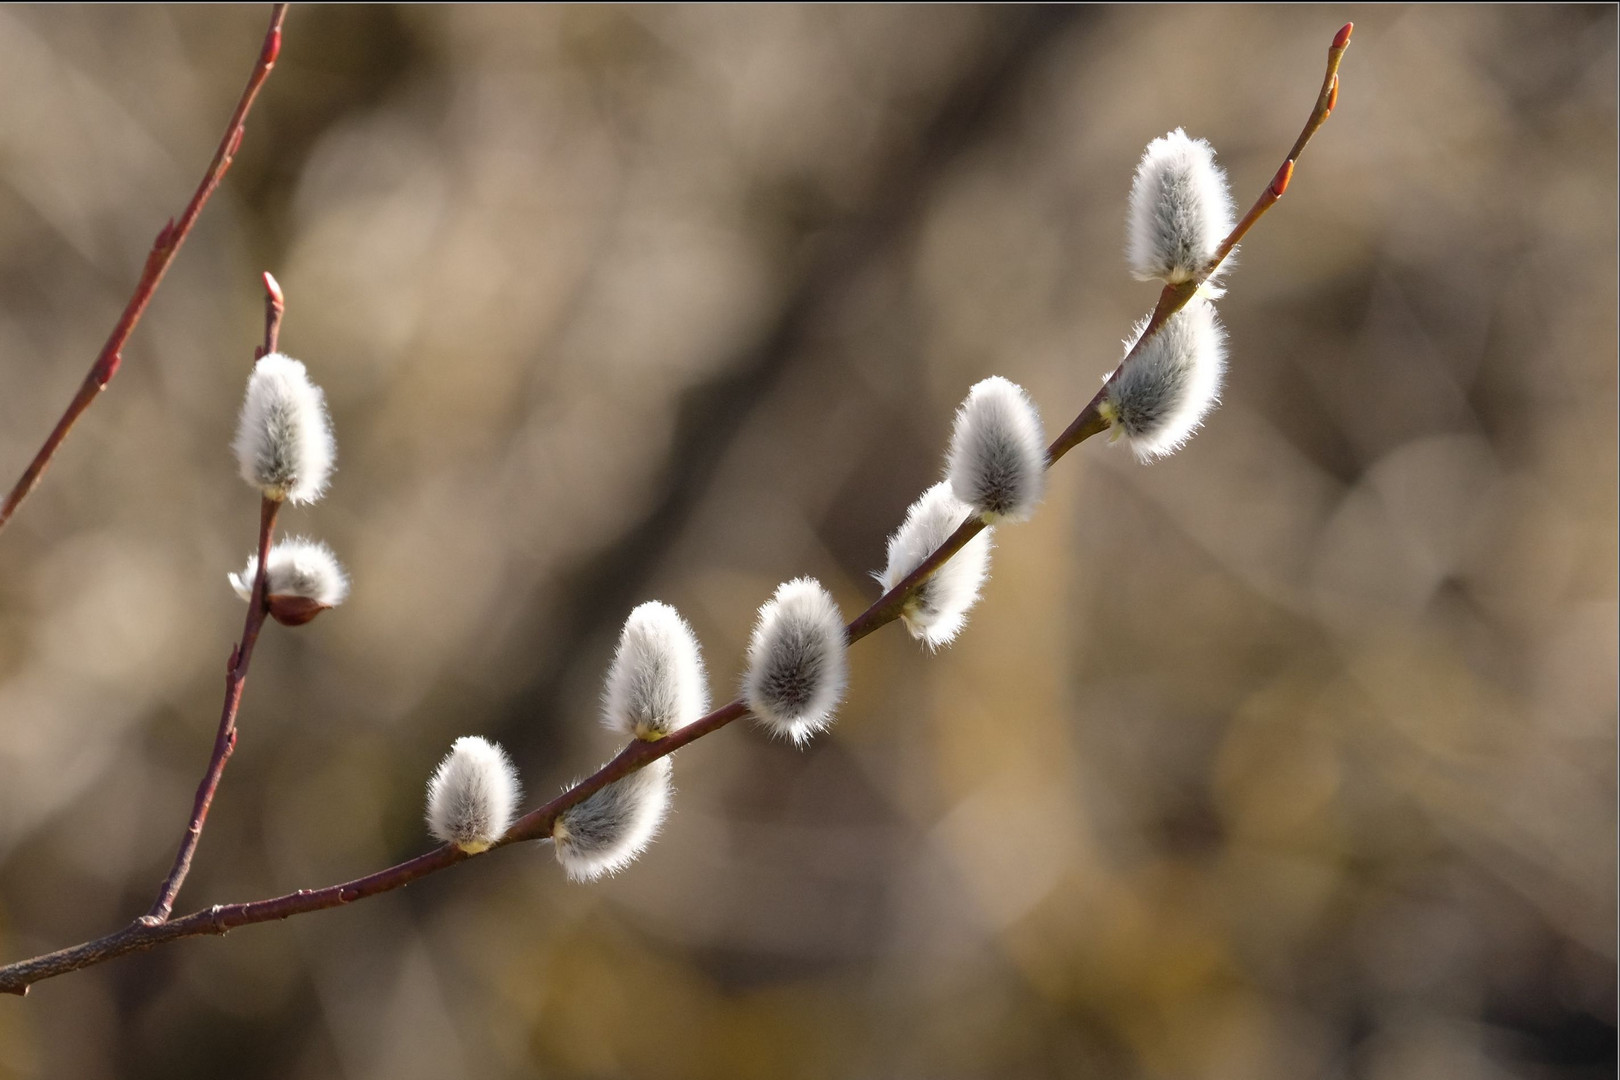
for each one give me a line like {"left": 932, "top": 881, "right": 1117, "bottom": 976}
{"left": 0, "top": 6, "right": 1613, "bottom": 1078}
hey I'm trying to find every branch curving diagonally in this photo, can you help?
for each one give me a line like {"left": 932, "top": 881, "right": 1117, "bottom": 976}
{"left": 0, "top": 5, "right": 289, "bottom": 536}
{"left": 0, "top": 21, "right": 1352, "bottom": 999}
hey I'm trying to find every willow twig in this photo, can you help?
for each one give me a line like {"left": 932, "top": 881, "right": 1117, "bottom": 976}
{"left": 146, "top": 273, "right": 289, "bottom": 923}
{"left": 0, "top": 5, "right": 289, "bottom": 536}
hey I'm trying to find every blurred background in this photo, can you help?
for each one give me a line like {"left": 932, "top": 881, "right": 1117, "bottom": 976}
{"left": 0, "top": 6, "right": 1612, "bottom": 1078}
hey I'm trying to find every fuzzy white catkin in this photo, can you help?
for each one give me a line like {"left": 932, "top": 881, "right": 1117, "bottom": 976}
{"left": 233, "top": 352, "right": 335, "bottom": 504}
{"left": 945, "top": 376, "right": 1046, "bottom": 523}
{"left": 425, "top": 736, "right": 521, "bottom": 853}
{"left": 602, "top": 601, "right": 709, "bottom": 741}
{"left": 552, "top": 757, "right": 672, "bottom": 882}
{"left": 877, "top": 482, "right": 993, "bottom": 649}
{"left": 743, "top": 577, "right": 848, "bottom": 745}
{"left": 1126, "top": 128, "right": 1235, "bottom": 285}
{"left": 228, "top": 537, "right": 349, "bottom": 606}
{"left": 1102, "top": 297, "right": 1227, "bottom": 461}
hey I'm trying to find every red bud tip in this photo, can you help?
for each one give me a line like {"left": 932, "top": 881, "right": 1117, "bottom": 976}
{"left": 263, "top": 27, "right": 281, "bottom": 67}
{"left": 1327, "top": 74, "right": 1340, "bottom": 113}
{"left": 1333, "top": 23, "right": 1353, "bottom": 50}
{"left": 262, "top": 271, "right": 284, "bottom": 307}
{"left": 155, "top": 218, "right": 176, "bottom": 248}
{"left": 1270, "top": 160, "right": 1295, "bottom": 198}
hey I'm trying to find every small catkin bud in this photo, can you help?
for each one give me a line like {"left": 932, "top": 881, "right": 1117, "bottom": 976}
{"left": 1101, "top": 297, "right": 1227, "bottom": 461}
{"left": 1126, "top": 128, "right": 1235, "bottom": 285}
{"left": 233, "top": 352, "right": 335, "bottom": 504}
{"left": 603, "top": 601, "right": 709, "bottom": 741}
{"left": 945, "top": 376, "right": 1046, "bottom": 523}
{"left": 743, "top": 577, "right": 848, "bottom": 745}
{"left": 876, "top": 482, "right": 993, "bottom": 649}
{"left": 552, "top": 757, "right": 672, "bottom": 882}
{"left": 425, "top": 736, "right": 521, "bottom": 854}
{"left": 228, "top": 537, "right": 349, "bottom": 624}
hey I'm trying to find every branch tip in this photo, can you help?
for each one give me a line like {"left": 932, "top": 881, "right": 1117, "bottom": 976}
{"left": 258, "top": 271, "right": 286, "bottom": 358}
{"left": 1332, "top": 22, "right": 1353, "bottom": 51}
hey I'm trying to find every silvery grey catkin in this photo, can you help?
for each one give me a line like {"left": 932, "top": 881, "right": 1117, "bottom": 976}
{"left": 602, "top": 601, "right": 708, "bottom": 741}
{"left": 228, "top": 537, "right": 349, "bottom": 607}
{"left": 1126, "top": 128, "right": 1235, "bottom": 285}
{"left": 552, "top": 757, "right": 673, "bottom": 882}
{"left": 744, "top": 578, "right": 848, "bottom": 744}
{"left": 233, "top": 352, "right": 335, "bottom": 504}
{"left": 945, "top": 376, "right": 1046, "bottom": 523}
{"left": 877, "top": 482, "right": 993, "bottom": 649}
{"left": 1101, "top": 297, "right": 1227, "bottom": 460}
{"left": 425, "top": 736, "right": 521, "bottom": 854}
{"left": 1107, "top": 126, "right": 1237, "bottom": 459}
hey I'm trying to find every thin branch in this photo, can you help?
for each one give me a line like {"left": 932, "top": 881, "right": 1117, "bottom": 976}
{"left": 146, "top": 494, "right": 280, "bottom": 924}
{"left": 255, "top": 271, "right": 286, "bottom": 361}
{"left": 0, "top": 21, "right": 1351, "bottom": 999}
{"left": 0, "top": 5, "right": 289, "bottom": 536}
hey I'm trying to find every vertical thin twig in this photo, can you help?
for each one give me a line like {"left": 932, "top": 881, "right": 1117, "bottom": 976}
{"left": 0, "top": 4, "right": 289, "bottom": 536}
{"left": 146, "top": 493, "right": 280, "bottom": 923}
{"left": 146, "top": 271, "right": 288, "bottom": 924}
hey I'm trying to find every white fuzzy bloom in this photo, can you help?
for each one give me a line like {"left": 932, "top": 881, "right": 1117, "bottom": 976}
{"left": 877, "top": 483, "right": 993, "bottom": 649}
{"left": 228, "top": 537, "right": 349, "bottom": 606}
{"left": 1102, "top": 297, "right": 1227, "bottom": 461}
{"left": 602, "top": 601, "right": 709, "bottom": 741}
{"left": 743, "top": 577, "right": 848, "bottom": 745}
{"left": 425, "top": 736, "right": 521, "bottom": 853}
{"left": 552, "top": 757, "right": 672, "bottom": 882}
{"left": 945, "top": 376, "right": 1046, "bottom": 523}
{"left": 233, "top": 352, "right": 335, "bottom": 504}
{"left": 1126, "top": 128, "right": 1236, "bottom": 285}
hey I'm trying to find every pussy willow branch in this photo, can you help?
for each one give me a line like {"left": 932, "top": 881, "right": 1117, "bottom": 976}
{"left": 146, "top": 493, "right": 279, "bottom": 923}
{"left": 0, "top": 4, "right": 288, "bottom": 536}
{"left": 145, "top": 276, "right": 288, "bottom": 924}
{"left": 0, "top": 23, "right": 1352, "bottom": 998}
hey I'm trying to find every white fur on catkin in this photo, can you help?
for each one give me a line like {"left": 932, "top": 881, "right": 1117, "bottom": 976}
{"left": 602, "top": 601, "right": 709, "bottom": 741}
{"left": 552, "top": 757, "right": 673, "bottom": 882}
{"left": 945, "top": 376, "right": 1046, "bottom": 523}
{"left": 877, "top": 482, "right": 992, "bottom": 649}
{"left": 233, "top": 352, "right": 335, "bottom": 504}
{"left": 1102, "top": 297, "right": 1227, "bottom": 461}
{"left": 743, "top": 578, "right": 848, "bottom": 745}
{"left": 228, "top": 537, "right": 349, "bottom": 606}
{"left": 425, "top": 736, "right": 521, "bottom": 853}
{"left": 1126, "top": 128, "right": 1235, "bottom": 285}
